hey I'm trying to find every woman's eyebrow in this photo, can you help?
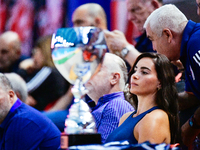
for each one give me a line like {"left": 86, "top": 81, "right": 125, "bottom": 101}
{"left": 140, "top": 66, "right": 151, "bottom": 71}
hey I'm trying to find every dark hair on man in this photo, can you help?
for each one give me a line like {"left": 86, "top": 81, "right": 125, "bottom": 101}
{"left": 0, "top": 73, "right": 13, "bottom": 91}
{"left": 128, "top": 52, "right": 181, "bottom": 144}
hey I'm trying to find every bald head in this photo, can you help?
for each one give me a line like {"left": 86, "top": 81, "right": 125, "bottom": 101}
{"left": 0, "top": 31, "right": 21, "bottom": 72}
{"left": 0, "top": 31, "right": 21, "bottom": 46}
{"left": 72, "top": 3, "right": 107, "bottom": 29}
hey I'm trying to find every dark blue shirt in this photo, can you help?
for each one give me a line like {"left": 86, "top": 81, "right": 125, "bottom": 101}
{"left": 0, "top": 99, "right": 61, "bottom": 150}
{"left": 180, "top": 20, "right": 200, "bottom": 100}
{"left": 135, "top": 32, "right": 155, "bottom": 53}
{"left": 92, "top": 92, "right": 134, "bottom": 143}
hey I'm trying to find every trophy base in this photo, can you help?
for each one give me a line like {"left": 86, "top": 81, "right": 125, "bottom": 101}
{"left": 60, "top": 132, "right": 102, "bottom": 149}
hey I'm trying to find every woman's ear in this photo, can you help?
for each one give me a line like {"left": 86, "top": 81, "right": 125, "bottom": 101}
{"left": 157, "top": 82, "right": 162, "bottom": 91}
{"left": 110, "top": 72, "right": 120, "bottom": 85}
{"left": 163, "top": 28, "right": 173, "bottom": 43}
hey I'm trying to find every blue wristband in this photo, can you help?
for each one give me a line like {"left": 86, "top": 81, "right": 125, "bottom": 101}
{"left": 189, "top": 115, "right": 200, "bottom": 129}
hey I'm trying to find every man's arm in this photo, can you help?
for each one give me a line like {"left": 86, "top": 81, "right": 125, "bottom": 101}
{"left": 181, "top": 107, "right": 200, "bottom": 149}
{"left": 47, "top": 85, "right": 73, "bottom": 111}
{"left": 178, "top": 91, "right": 200, "bottom": 111}
{"left": 179, "top": 91, "right": 200, "bottom": 148}
{"left": 103, "top": 30, "right": 140, "bottom": 66}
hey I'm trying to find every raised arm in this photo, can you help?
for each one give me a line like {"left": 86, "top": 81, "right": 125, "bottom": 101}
{"left": 178, "top": 91, "right": 200, "bottom": 111}
{"left": 47, "top": 85, "right": 73, "bottom": 112}
{"left": 103, "top": 30, "right": 140, "bottom": 66}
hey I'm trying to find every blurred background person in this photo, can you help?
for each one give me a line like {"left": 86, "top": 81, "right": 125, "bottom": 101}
{"left": 18, "top": 35, "right": 70, "bottom": 111}
{"left": 0, "top": 31, "right": 28, "bottom": 73}
{"left": 72, "top": 3, "right": 107, "bottom": 30}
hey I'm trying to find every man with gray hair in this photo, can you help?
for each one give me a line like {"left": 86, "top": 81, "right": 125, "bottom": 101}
{"left": 143, "top": 4, "right": 200, "bottom": 149}
{"left": 0, "top": 73, "right": 60, "bottom": 149}
{"left": 4, "top": 73, "right": 27, "bottom": 103}
{"left": 85, "top": 53, "right": 134, "bottom": 143}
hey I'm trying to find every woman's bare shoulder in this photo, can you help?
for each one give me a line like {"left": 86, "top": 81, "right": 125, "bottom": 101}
{"left": 137, "top": 109, "right": 170, "bottom": 144}
{"left": 141, "top": 109, "right": 170, "bottom": 131}
{"left": 147, "top": 109, "right": 168, "bottom": 120}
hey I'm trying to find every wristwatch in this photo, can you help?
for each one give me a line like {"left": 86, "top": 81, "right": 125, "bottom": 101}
{"left": 189, "top": 115, "right": 200, "bottom": 129}
{"left": 121, "top": 44, "right": 134, "bottom": 59}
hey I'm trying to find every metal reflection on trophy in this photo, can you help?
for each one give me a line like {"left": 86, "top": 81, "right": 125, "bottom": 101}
{"left": 51, "top": 27, "right": 107, "bottom": 148}
{"left": 51, "top": 27, "right": 106, "bottom": 85}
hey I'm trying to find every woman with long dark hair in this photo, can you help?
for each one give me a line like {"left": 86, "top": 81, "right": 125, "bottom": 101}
{"left": 106, "top": 53, "right": 180, "bottom": 144}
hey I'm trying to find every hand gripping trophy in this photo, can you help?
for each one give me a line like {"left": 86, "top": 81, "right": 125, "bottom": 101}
{"left": 51, "top": 27, "right": 107, "bottom": 149}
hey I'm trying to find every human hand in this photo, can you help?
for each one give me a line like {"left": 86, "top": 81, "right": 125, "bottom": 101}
{"left": 181, "top": 120, "right": 200, "bottom": 150}
{"left": 171, "top": 60, "right": 184, "bottom": 72}
{"left": 103, "top": 30, "right": 130, "bottom": 54}
{"left": 175, "top": 72, "right": 182, "bottom": 83}
{"left": 19, "top": 58, "right": 36, "bottom": 74}
{"left": 19, "top": 58, "right": 34, "bottom": 69}
{"left": 178, "top": 92, "right": 200, "bottom": 110}
{"left": 26, "top": 95, "right": 37, "bottom": 107}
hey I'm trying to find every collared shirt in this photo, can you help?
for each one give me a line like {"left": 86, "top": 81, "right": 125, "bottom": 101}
{"left": 180, "top": 20, "right": 200, "bottom": 100}
{"left": 0, "top": 99, "right": 60, "bottom": 150}
{"left": 92, "top": 92, "right": 134, "bottom": 143}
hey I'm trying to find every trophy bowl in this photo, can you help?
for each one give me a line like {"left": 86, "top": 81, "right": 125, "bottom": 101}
{"left": 51, "top": 27, "right": 107, "bottom": 85}
{"left": 51, "top": 27, "right": 107, "bottom": 148}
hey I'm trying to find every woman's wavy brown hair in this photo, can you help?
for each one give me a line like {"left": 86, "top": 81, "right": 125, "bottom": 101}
{"left": 127, "top": 52, "right": 181, "bottom": 144}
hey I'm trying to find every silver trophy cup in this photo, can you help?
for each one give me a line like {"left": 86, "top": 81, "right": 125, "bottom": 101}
{"left": 51, "top": 27, "right": 107, "bottom": 148}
